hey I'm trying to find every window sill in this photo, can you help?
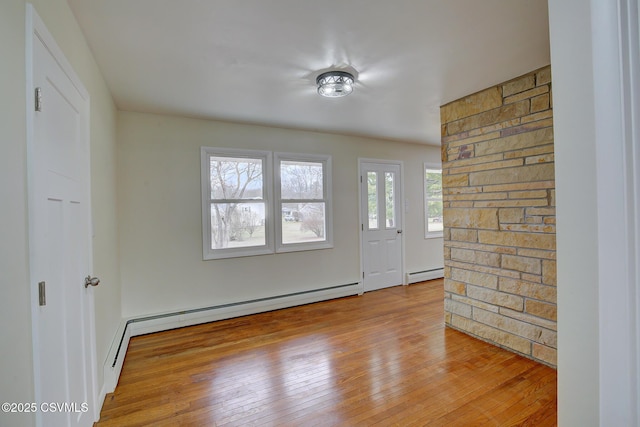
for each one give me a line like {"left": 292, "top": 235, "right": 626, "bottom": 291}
{"left": 424, "top": 232, "right": 444, "bottom": 239}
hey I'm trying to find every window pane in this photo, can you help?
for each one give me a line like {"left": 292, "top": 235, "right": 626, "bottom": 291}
{"left": 426, "top": 201, "right": 443, "bottom": 232}
{"left": 367, "top": 172, "right": 378, "bottom": 229}
{"left": 425, "top": 166, "right": 443, "bottom": 237}
{"left": 280, "top": 161, "right": 323, "bottom": 199}
{"left": 385, "top": 172, "right": 395, "bottom": 228}
{"left": 282, "top": 202, "right": 325, "bottom": 244}
{"left": 425, "top": 169, "right": 442, "bottom": 199}
{"left": 210, "top": 156, "right": 263, "bottom": 200}
{"left": 211, "top": 202, "right": 266, "bottom": 249}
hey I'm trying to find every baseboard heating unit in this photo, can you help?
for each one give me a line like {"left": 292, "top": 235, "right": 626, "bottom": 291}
{"left": 405, "top": 268, "right": 444, "bottom": 284}
{"left": 101, "top": 281, "right": 361, "bottom": 400}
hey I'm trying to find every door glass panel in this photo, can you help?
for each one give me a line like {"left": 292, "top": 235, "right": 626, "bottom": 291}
{"left": 367, "top": 172, "right": 378, "bottom": 229}
{"left": 385, "top": 172, "right": 395, "bottom": 228}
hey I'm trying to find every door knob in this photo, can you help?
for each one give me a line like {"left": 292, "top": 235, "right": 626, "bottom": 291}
{"left": 397, "top": 229, "right": 403, "bottom": 234}
{"left": 84, "top": 275, "right": 100, "bottom": 288}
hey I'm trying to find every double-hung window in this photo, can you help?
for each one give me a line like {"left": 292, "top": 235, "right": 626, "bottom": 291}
{"left": 201, "top": 148, "right": 332, "bottom": 259}
{"left": 275, "top": 153, "right": 333, "bottom": 252}
{"left": 424, "top": 163, "right": 443, "bottom": 238}
{"left": 201, "top": 147, "right": 273, "bottom": 259}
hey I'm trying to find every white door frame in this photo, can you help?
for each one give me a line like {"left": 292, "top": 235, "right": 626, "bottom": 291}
{"left": 590, "top": 0, "right": 640, "bottom": 423}
{"left": 26, "top": 4, "right": 98, "bottom": 425}
{"left": 358, "top": 158, "right": 406, "bottom": 293}
{"left": 549, "top": 0, "right": 639, "bottom": 424}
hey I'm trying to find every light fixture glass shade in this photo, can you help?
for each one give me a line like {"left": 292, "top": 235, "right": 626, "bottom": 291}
{"left": 316, "top": 71, "right": 354, "bottom": 98}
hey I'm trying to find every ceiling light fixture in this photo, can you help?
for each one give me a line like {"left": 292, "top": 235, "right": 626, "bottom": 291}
{"left": 316, "top": 71, "right": 354, "bottom": 98}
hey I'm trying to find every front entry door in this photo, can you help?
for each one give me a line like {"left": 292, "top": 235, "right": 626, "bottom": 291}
{"left": 28, "top": 7, "right": 97, "bottom": 427}
{"left": 360, "top": 161, "right": 403, "bottom": 292}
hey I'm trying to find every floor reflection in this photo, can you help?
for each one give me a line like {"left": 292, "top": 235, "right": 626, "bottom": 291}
{"left": 207, "top": 334, "right": 342, "bottom": 424}
{"left": 98, "top": 282, "right": 556, "bottom": 426}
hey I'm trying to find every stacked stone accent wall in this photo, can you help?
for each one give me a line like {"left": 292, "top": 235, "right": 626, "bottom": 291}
{"left": 440, "top": 66, "right": 557, "bottom": 367}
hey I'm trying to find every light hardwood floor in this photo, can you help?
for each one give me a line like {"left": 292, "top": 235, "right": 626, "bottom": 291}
{"left": 95, "top": 280, "right": 557, "bottom": 426}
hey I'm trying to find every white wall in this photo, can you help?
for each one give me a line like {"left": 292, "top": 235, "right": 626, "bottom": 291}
{"left": 550, "top": 0, "right": 640, "bottom": 425}
{"left": 549, "top": 1, "right": 600, "bottom": 423}
{"left": 0, "top": 4, "right": 33, "bottom": 426}
{"left": 118, "top": 111, "right": 443, "bottom": 318}
{"left": 0, "top": 1, "right": 120, "bottom": 426}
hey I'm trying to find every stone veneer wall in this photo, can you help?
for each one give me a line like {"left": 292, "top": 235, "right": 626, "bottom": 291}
{"left": 440, "top": 66, "right": 557, "bottom": 367}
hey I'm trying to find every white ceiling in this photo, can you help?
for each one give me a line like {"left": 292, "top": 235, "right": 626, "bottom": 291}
{"left": 68, "top": 0, "right": 550, "bottom": 146}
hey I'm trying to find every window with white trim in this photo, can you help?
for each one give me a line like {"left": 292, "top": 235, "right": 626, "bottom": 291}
{"left": 424, "top": 163, "right": 443, "bottom": 238}
{"left": 276, "top": 153, "right": 333, "bottom": 252}
{"left": 201, "top": 147, "right": 273, "bottom": 259}
{"left": 201, "top": 148, "right": 332, "bottom": 259}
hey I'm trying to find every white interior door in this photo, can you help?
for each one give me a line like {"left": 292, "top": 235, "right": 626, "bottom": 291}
{"left": 28, "top": 7, "right": 97, "bottom": 427}
{"left": 360, "top": 161, "right": 403, "bottom": 292}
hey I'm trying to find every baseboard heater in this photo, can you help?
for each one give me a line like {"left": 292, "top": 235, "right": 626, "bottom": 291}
{"left": 405, "top": 268, "right": 444, "bottom": 284}
{"left": 102, "top": 281, "right": 360, "bottom": 397}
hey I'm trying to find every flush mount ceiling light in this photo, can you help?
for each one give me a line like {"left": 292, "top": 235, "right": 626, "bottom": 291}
{"left": 316, "top": 71, "right": 354, "bottom": 98}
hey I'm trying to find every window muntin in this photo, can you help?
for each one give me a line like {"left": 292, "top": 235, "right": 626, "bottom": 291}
{"left": 276, "top": 153, "right": 332, "bottom": 252}
{"left": 202, "top": 148, "right": 272, "bottom": 259}
{"left": 424, "top": 164, "right": 443, "bottom": 238}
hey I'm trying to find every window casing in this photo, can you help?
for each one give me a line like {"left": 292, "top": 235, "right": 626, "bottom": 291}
{"left": 424, "top": 163, "right": 443, "bottom": 238}
{"left": 201, "top": 147, "right": 273, "bottom": 259}
{"left": 201, "top": 148, "right": 332, "bottom": 259}
{"left": 275, "top": 153, "right": 333, "bottom": 252}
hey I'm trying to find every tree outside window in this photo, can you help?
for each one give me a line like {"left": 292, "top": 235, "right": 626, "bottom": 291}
{"left": 201, "top": 148, "right": 332, "bottom": 259}
{"left": 209, "top": 156, "right": 266, "bottom": 249}
{"left": 202, "top": 148, "right": 273, "bottom": 259}
{"left": 280, "top": 160, "right": 325, "bottom": 241}
{"left": 276, "top": 153, "right": 332, "bottom": 251}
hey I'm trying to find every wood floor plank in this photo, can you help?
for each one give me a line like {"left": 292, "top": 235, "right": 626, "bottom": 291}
{"left": 95, "top": 280, "right": 557, "bottom": 426}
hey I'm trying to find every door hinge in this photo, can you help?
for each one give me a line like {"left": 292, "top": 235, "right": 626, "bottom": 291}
{"left": 38, "top": 281, "right": 46, "bottom": 306}
{"left": 35, "top": 87, "right": 42, "bottom": 112}
{"left": 362, "top": 272, "right": 365, "bottom": 279}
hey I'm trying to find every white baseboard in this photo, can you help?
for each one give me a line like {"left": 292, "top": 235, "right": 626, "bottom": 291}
{"left": 405, "top": 268, "right": 444, "bottom": 284}
{"left": 99, "top": 282, "right": 361, "bottom": 396}
{"left": 101, "top": 319, "right": 131, "bottom": 397}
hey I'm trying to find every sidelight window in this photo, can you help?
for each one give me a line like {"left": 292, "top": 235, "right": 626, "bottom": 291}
{"left": 424, "top": 163, "right": 443, "bottom": 238}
